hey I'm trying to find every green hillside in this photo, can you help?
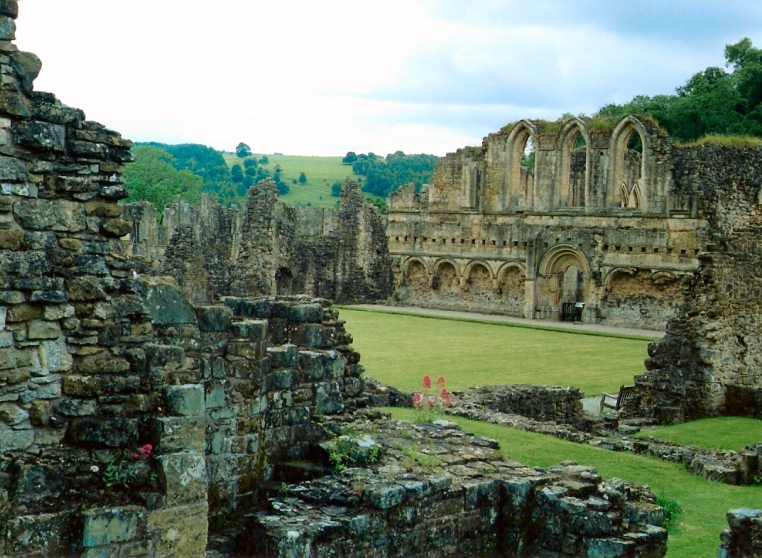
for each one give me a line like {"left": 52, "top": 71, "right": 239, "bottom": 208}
{"left": 223, "top": 153, "right": 385, "bottom": 208}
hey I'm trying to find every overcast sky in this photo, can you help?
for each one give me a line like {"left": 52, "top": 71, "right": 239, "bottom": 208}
{"left": 14, "top": 1, "right": 762, "bottom": 156}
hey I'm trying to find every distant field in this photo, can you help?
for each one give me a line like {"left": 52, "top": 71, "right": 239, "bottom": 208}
{"left": 222, "top": 154, "right": 384, "bottom": 208}
{"left": 339, "top": 308, "right": 650, "bottom": 396}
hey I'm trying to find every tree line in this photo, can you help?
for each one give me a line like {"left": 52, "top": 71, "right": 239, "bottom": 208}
{"left": 594, "top": 38, "right": 762, "bottom": 142}
{"left": 342, "top": 151, "right": 440, "bottom": 198}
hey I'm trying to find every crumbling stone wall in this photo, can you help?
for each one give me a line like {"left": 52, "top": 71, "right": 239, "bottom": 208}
{"left": 0, "top": 7, "right": 212, "bottom": 554}
{"left": 122, "top": 179, "right": 392, "bottom": 305}
{"left": 624, "top": 145, "right": 762, "bottom": 421}
{"left": 238, "top": 415, "right": 668, "bottom": 558}
{"left": 455, "top": 384, "right": 586, "bottom": 427}
{"left": 718, "top": 508, "right": 762, "bottom": 558}
{"left": 387, "top": 116, "right": 706, "bottom": 330}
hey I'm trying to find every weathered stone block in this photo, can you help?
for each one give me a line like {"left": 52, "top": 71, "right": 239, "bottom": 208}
{"left": 63, "top": 374, "right": 142, "bottom": 397}
{"left": 0, "top": 0, "right": 19, "bottom": 18}
{"left": 146, "top": 502, "right": 208, "bottom": 558}
{"left": 83, "top": 201, "right": 123, "bottom": 218}
{"left": 56, "top": 398, "right": 97, "bottom": 416}
{"left": 140, "top": 279, "right": 197, "bottom": 325}
{"left": 267, "top": 343, "right": 298, "bottom": 369}
{"left": 12, "top": 120, "right": 65, "bottom": 151}
{"left": 315, "top": 381, "right": 345, "bottom": 415}
{"left": 158, "top": 451, "right": 208, "bottom": 505}
{"left": 145, "top": 343, "right": 185, "bottom": 371}
{"left": 0, "top": 424, "right": 33, "bottom": 451}
{"left": 288, "top": 303, "right": 323, "bottom": 323}
{"left": 38, "top": 337, "right": 72, "bottom": 372}
{"left": 205, "top": 382, "right": 226, "bottom": 409}
{"left": 363, "top": 485, "right": 406, "bottom": 509}
{"left": 13, "top": 199, "right": 86, "bottom": 232}
{"left": 7, "top": 512, "right": 69, "bottom": 555}
{"left": 101, "top": 218, "right": 131, "bottom": 237}
{"left": 68, "top": 417, "right": 139, "bottom": 447}
{"left": 82, "top": 506, "right": 145, "bottom": 548}
{"left": 153, "top": 416, "right": 206, "bottom": 453}
{"left": 67, "top": 276, "right": 108, "bottom": 301}
{"left": 6, "top": 302, "right": 41, "bottom": 322}
{"left": 195, "top": 305, "right": 232, "bottom": 332}
{"left": 167, "top": 384, "right": 205, "bottom": 416}
{"left": 0, "top": 229, "right": 22, "bottom": 249}
{"left": 0, "top": 402, "right": 28, "bottom": 424}
{"left": 231, "top": 319, "right": 267, "bottom": 340}
{"left": 27, "top": 319, "right": 61, "bottom": 340}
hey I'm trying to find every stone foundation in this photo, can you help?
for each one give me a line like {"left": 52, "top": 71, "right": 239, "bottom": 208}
{"left": 236, "top": 414, "right": 668, "bottom": 558}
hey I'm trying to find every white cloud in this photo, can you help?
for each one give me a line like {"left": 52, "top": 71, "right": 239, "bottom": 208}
{"left": 13, "top": 0, "right": 762, "bottom": 156}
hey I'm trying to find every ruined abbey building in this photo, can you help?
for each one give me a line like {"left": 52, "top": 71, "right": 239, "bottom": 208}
{"left": 387, "top": 116, "right": 703, "bottom": 331}
{"left": 387, "top": 116, "right": 762, "bottom": 422}
{"left": 120, "top": 178, "right": 392, "bottom": 307}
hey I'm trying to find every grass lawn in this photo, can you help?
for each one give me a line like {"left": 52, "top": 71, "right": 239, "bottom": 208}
{"left": 386, "top": 408, "right": 762, "bottom": 558}
{"left": 637, "top": 416, "right": 762, "bottom": 451}
{"left": 222, "top": 154, "right": 384, "bottom": 208}
{"left": 340, "top": 308, "right": 651, "bottom": 397}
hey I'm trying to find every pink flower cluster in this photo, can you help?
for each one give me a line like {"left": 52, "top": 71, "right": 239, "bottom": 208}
{"left": 130, "top": 444, "right": 153, "bottom": 460}
{"left": 413, "top": 375, "right": 451, "bottom": 413}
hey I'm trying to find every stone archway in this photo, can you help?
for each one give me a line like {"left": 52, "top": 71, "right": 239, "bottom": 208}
{"left": 404, "top": 259, "right": 430, "bottom": 294}
{"left": 535, "top": 246, "right": 591, "bottom": 320}
{"left": 497, "top": 265, "right": 525, "bottom": 315}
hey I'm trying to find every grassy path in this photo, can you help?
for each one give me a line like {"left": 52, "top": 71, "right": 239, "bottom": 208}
{"left": 341, "top": 308, "right": 650, "bottom": 396}
{"left": 387, "top": 408, "right": 762, "bottom": 558}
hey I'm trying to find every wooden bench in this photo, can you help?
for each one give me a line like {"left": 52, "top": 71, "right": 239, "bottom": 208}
{"left": 600, "top": 385, "right": 634, "bottom": 413}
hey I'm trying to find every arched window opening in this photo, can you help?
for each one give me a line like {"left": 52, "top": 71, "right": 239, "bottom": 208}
{"left": 621, "top": 130, "right": 643, "bottom": 208}
{"left": 521, "top": 137, "right": 535, "bottom": 168}
{"left": 557, "top": 123, "right": 588, "bottom": 209}
{"left": 568, "top": 131, "right": 587, "bottom": 207}
{"left": 610, "top": 120, "right": 647, "bottom": 210}
{"left": 508, "top": 126, "right": 536, "bottom": 208}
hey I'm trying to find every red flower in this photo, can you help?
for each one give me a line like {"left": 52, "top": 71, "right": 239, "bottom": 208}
{"left": 413, "top": 392, "right": 423, "bottom": 409}
{"left": 422, "top": 375, "right": 432, "bottom": 391}
{"left": 427, "top": 396, "right": 436, "bottom": 409}
{"left": 436, "top": 376, "right": 446, "bottom": 391}
{"left": 441, "top": 392, "right": 452, "bottom": 408}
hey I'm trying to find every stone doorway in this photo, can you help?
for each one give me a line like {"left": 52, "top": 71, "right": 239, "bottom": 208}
{"left": 536, "top": 246, "right": 590, "bottom": 321}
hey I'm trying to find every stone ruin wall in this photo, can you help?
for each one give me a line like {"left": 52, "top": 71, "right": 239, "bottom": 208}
{"left": 121, "top": 178, "right": 392, "bottom": 307}
{"left": 624, "top": 144, "right": 762, "bottom": 422}
{"left": 387, "top": 116, "right": 706, "bottom": 331}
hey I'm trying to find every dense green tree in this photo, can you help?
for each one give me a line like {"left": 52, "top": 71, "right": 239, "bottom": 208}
{"left": 331, "top": 181, "right": 342, "bottom": 197}
{"left": 124, "top": 145, "right": 203, "bottom": 219}
{"left": 236, "top": 142, "right": 252, "bottom": 158}
{"left": 349, "top": 151, "right": 439, "bottom": 198}
{"left": 139, "top": 142, "right": 232, "bottom": 196}
{"left": 259, "top": 155, "right": 269, "bottom": 164}
{"left": 342, "top": 151, "right": 357, "bottom": 164}
{"left": 595, "top": 38, "right": 762, "bottom": 142}
{"left": 298, "top": 172, "right": 307, "bottom": 183}
{"left": 243, "top": 157, "right": 258, "bottom": 169}
{"left": 231, "top": 164, "right": 243, "bottom": 183}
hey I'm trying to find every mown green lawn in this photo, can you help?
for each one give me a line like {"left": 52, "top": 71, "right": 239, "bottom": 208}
{"left": 340, "top": 308, "right": 652, "bottom": 397}
{"left": 638, "top": 416, "right": 762, "bottom": 452}
{"left": 223, "top": 154, "right": 384, "bottom": 208}
{"left": 387, "top": 408, "right": 762, "bottom": 558}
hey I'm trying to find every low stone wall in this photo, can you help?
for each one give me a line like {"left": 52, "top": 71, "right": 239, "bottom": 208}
{"left": 718, "top": 509, "right": 762, "bottom": 558}
{"left": 456, "top": 384, "right": 585, "bottom": 427}
{"left": 236, "top": 414, "right": 668, "bottom": 557}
